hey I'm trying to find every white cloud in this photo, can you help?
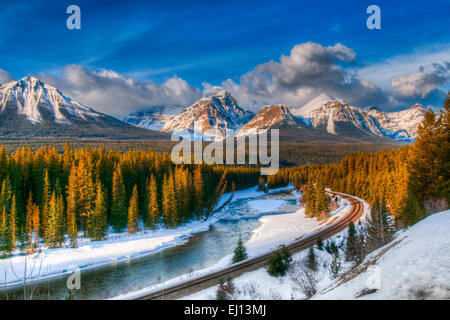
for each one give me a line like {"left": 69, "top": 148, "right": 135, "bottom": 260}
{"left": 0, "top": 69, "right": 14, "bottom": 84}
{"left": 39, "top": 65, "right": 202, "bottom": 117}
{"left": 203, "top": 42, "right": 387, "bottom": 111}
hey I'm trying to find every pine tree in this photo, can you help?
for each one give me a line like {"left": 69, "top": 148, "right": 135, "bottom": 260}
{"left": 31, "top": 204, "right": 40, "bottom": 251}
{"left": 45, "top": 192, "right": 63, "bottom": 247}
{"left": 9, "top": 195, "right": 17, "bottom": 251}
{"left": 111, "top": 166, "right": 127, "bottom": 232}
{"left": 162, "top": 172, "right": 177, "bottom": 227}
{"left": 345, "top": 222, "right": 358, "bottom": 262}
{"left": 89, "top": 182, "right": 108, "bottom": 241}
{"left": 232, "top": 236, "right": 248, "bottom": 263}
{"left": 330, "top": 252, "right": 342, "bottom": 279}
{"left": 193, "top": 167, "right": 204, "bottom": 217}
{"left": 66, "top": 166, "right": 78, "bottom": 247}
{"left": 266, "top": 245, "right": 292, "bottom": 277}
{"left": 317, "top": 237, "right": 324, "bottom": 251}
{"left": 216, "top": 278, "right": 229, "bottom": 300}
{"left": 0, "top": 208, "right": 9, "bottom": 256}
{"left": 25, "top": 192, "right": 34, "bottom": 248}
{"left": 41, "top": 169, "right": 51, "bottom": 238}
{"left": 128, "top": 184, "right": 139, "bottom": 234}
{"left": 147, "top": 174, "right": 160, "bottom": 229}
{"left": 307, "top": 246, "right": 317, "bottom": 271}
{"left": 367, "top": 200, "right": 394, "bottom": 251}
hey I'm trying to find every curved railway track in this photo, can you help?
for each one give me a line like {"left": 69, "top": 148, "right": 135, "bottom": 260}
{"left": 136, "top": 192, "right": 364, "bottom": 300}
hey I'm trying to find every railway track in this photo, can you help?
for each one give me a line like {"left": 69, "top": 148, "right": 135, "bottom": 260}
{"left": 136, "top": 192, "right": 364, "bottom": 300}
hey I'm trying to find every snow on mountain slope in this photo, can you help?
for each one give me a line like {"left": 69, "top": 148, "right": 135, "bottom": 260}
{"left": 237, "top": 105, "right": 299, "bottom": 136}
{"left": 307, "top": 101, "right": 385, "bottom": 137}
{"left": 182, "top": 209, "right": 450, "bottom": 300}
{"left": 365, "top": 104, "right": 426, "bottom": 141}
{"left": 0, "top": 76, "right": 104, "bottom": 124}
{"left": 123, "top": 105, "right": 184, "bottom": 131}
{"left": 290, "top": 93, "right": 424, "bottom": 141}
{"left": 161, "top": 90, "right": 253, "bottom": 139}
{"left": 291, "top": 93, "right": 344, "bottom": 118}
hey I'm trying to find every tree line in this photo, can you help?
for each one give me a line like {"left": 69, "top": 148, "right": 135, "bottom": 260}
{"left": 0, "top": 145, "right": 260, "bottom": 256}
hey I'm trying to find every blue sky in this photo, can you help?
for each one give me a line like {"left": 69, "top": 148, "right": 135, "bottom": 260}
{"left": 0, "top": 0, "right": 449, "bottom": 116}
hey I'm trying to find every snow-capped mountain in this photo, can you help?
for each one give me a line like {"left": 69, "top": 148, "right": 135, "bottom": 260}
{"left": 365, "top": 104, "right": 426, "bottom": 141}
{"left": 237, "top": 105, "right": 300, "bottom": 136}
{"left": 306, "top": 101, "right": 385, "bottom": 137}
{"left": 123, "top": 105, "right": 184, "bottom": 131}
{"left": 161, "top": 90, "right": 253, "bottom": 139}
{"left": 290, "top": 93, "right": 426, "bottom": 142}
{"left": 0, "top": 76, "right": 104, "bottom": 124}
{"left": 0, "top": 76, "right": 168, "bottom": 139}
{"left": 291, "top": 93, "right": 344, "bottom": 118}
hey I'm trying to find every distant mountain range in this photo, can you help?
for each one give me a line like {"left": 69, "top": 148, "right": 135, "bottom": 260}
{"left": 125, "top": 91, "right": 426, "bottom": 143}
{"left": 0, "top": 77, "right": 168, "bottom": 139}
{"left": 0, "top": 77, "right": 427, "bottom": 143}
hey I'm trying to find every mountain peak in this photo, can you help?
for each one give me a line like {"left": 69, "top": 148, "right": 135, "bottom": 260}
{"left": 237, "top": 104, "right": 299, "bottom": 136}
{"left": 0, "top": 76, "right": 102, "bottom": 125}
{"left": 410, "top": 103, "right": 425, "bottom": 111}
{"left": 290, "top": 93, "right": 345, "bottom": 117}
{"left": 162, "top": 91, "right": 252, "bottom": 139}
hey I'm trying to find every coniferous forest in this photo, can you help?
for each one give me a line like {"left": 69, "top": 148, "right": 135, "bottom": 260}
{"left": 0, "top": 145, "right": 259, "bottom": 256}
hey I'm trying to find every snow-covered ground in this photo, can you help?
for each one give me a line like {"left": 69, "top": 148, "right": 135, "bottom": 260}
{"left": 184, "top": 210, "right": 450, "bottom": 300}
{"left": 113, "top": 189, "right": 353, "bottom": 300}
{"left": 0, "top": 185, "right": 292, "bottom": 288}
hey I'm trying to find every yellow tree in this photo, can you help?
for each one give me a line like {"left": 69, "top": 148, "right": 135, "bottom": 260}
{"left": 128, "top": 184, "right": 139, "bottom": 234}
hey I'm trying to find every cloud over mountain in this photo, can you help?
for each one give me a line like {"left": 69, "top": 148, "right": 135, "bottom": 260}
{"left": 39, "top": 65, "right": 202, "bottom": 117}
{"left": 0, "top": 69, "right": 14, "bottom": 84}
{"left": 391, "top": 62, "right": 450, "bottom": 105}
{"left": 203, "top": 42, "right": 388, "bottom": 111}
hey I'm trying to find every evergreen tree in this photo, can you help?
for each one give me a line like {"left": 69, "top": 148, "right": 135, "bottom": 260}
{"left": 330, "top": 252, "right": 342, "bottom": 279}
{"left": 0, "top": 208, "right": 9, "bottom": 256}
{"left": 345, "top": 222, "right": 359, "bottom": 262}
{"left": 45, "top": 192, "right": 62, "bottom": 247}
{"left": 9, "top": 195, "right": 17, "bottom": 251}
{"left": 111, "top": 166, "right": 127, "bottom": 232}
{"left": 147, "top": 174, "right": 160, "bottom": 229}
{"left": 232, "top": 236, "right": 248, "bottom": 263}
{"left": 307, "top": 246, "right": 317, "bottom": 271}
{"left": 317, "top": 237, "right": 324, "bottom": 251}
{"left": 193, "top": 167, "right": 204, "bottom": 217}
{"left": 367, "top": 200, "right": 394, "bottom": 251}
{"left": 128, "top": 184, "right": 139, "bottom": 234}
{"left": 66, "top": 164, "right": 79, "bottom": 247}
{"left": 266, "top": 245, "right": 292, "bottom": 277}
{"left": 162, "top": 172, "right": 177, "bottom": 227}
{"left": 89, "top": 182, "right": 108, "bottom": 241}
{"left": 216, "top": 278, "right": 229, "bottom": 300}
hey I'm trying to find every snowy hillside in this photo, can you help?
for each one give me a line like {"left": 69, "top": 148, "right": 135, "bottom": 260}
{"left": 184, "top": 210, "right": 450, "bottom": 300}
{"left": 317, "top": 210, "right": 450, "bottom": 299}
{"left": 162, "top": 90, "right": 253, "bottom": 139}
